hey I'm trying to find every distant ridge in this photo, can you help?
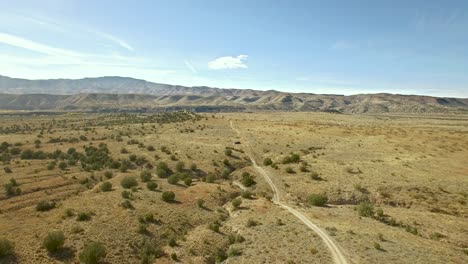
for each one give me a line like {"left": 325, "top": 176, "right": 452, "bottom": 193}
{"left": 0, "top": 75, "right": 467, "bottom": 114}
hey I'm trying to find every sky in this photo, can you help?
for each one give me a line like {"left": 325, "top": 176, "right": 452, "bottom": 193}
{"left": 0, "top": 0, "right": 467, "bottom": 97}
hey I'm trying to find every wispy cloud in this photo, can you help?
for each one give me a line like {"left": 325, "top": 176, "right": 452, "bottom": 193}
{"left": 208, "top": 55, "right": 248, "bottom": 70}
{"left": 0, "top": 32, "right": 83, "bottom": 58}
{"left": 1, "top": 13, "right": 134, "bottom": 52}
{"left": 184, "top": 60, "right": 198, "bottom": 73}
{"left": 90, "top": 30, "right": 134, "bottom": 51}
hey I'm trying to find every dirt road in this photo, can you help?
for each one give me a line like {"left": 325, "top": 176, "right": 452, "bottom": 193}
{"left": 230, "top": 120, "right": 349, "bottom": 264}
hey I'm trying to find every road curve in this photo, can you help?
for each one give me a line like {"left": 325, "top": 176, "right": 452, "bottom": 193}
{"left": 230, "top": 120, "right": 349, "bottom": 264}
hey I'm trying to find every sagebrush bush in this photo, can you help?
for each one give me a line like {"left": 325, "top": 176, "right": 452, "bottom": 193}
{"left": 146, "top": 181, "right": 157, "bottom": 191}
{"left": 121, "top": 190, "right": 132, "bottom": 199}
{"left": 241, "top": 172, "right": 255, "bottom": 187}
{"left": 140, "top": 171, "right": 152, "bottom": 182}
{"left": 308, "top": 194, "right": 328, "bottom": 207}
{"left": 104, "top": 171, "right": 113, "bottom": 179}
{"left": 120, "top": 176, "right": 138, "bottom": 189}
{"left": 161, "top": 191, "right": 175, "bottom": 202}
{"left": 100, "top": 181, "right": 112, "bottom": 192}
{"left": 79, "top": 242, "right": 106, "bottom": 264}
{"left": 167, "top": 174, "right": 179, "bottom": 185}
{"left": 232, "top": 198, "right": 242, "bottom": 209}
{"left": 43, "top": 231, "right": 65, "bottom": 252}
{"left": 77, "top": 212, "right": 91, "bottom": 221}
{"left": 36, "top": 201, "right": 56, "bottom": 212}
{"left": 357, "top": 201, "right": 374, "bottom": 217}
{"left": 263, "top": 158, "right": 273, "bottom": 166}
{"left": 0, "top": 238, "right": 13, "bottom": 258}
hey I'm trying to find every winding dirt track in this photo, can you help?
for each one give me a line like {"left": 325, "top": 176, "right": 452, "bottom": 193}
{"left": 230, "top": 121, "right": 349, "bottom": 264}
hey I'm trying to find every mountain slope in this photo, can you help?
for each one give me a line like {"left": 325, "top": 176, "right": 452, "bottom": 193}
{"left": 0, "top": 75, "right": 467, "bottom": 113}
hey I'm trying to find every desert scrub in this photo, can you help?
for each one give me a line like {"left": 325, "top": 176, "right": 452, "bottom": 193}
{"left": 167, "top": 174, "right": 179, "bottom": 185}
{"left": 241, "top": 172, "right": 256, "bottom": 187}
{"left": 104, "top": 171, "right": 113, "bottom": 179}
{"left": 36, "top": 201, "right": 56, "bottom": 212}
{"left": 77, "top": 212, "right": 92, "bottom": 221}
{"left": 246, "top": 219, "right": 258, "bottom": 227}
{"left": 140, "top": 170, "right": 152, "bottom": 182}
{"left": 208, "top": 222, "right": 220, "bottom": 233}
{"left": 100, "top": 181, "right": 112, "bottom": 192}
{"left": 308, "top": 194, "right": 328, "bottom": 207}
{"left": 161, "top": 191, "right": 175, "bottom": 202}
{"left": 121, "top": 199, "right": 133, "bottom": 209}
{"left": 357, "top": 201, "right": 374, "bottom": 217}
{"left": 231, "top": 197, "right": 242, "bottom": 210}
{"left": 227, "top": 247, "right": 242, "bottom": 257}
{"left": 184, "top": 177, "right": 192, "bottom": 186}
{"left": 121, "top": 190, "right": 132, "bottom": 199}
{"left": 0, "top": 238, "right": 13, "bottom": 258}
{"left": 79, "top": 242, "right": 106, "bottom": 264}
{"left": 120, "top": 176, "right": 138, "bottom": 189}
{"left": 146, "top": 181, "right": 158, "bottom": 191}
{"left": 263, "top": 157, "right": 273, "bottom": 166}
{"left": 43, "top": 231, "right": 65, "bottom": 252}
{"left": 196, "top": 199, "right": 205, "bottom": 208}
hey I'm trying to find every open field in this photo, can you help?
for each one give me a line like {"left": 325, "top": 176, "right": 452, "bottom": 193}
{"left": 0, "top": 111, "right": 467, "bottom": 263}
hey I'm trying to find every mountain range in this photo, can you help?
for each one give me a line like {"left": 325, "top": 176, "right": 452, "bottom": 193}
{"left": 0, "top": 75, "right": 467, "bottom": 114}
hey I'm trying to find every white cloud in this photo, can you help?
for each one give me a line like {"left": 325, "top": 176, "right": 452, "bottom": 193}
{"left": 184, "top": 60, "right": 198, "bottom": 73}
{"left": 208, "top": 55, "right": 248, "bottom": 70}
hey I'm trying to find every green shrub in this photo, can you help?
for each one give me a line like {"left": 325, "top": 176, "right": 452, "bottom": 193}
{"left": 167, "top": 174, "right": 179, "bottom": 185}
{"left": 190, "top": 164, "right": 197, "bottom": 171}
{"left": 79, "top": 242, "right": 106, "bottom": 264}
{"left": 241, "top": 172, "right": 256, "bottom": 187}
{"left": 161, "top": 191, "right": 175, "bottom": 202}
{"left": 246, "top": 219, "right": 258, "bottom": 227}
{"left": 357, "top": 201, "right": 374, "bottom": 217}
{"left": 120, "top": 176, "right": 138, "bottom": 189}
{"left": 227, "top": 247, "right": 242, "bottom": 257}
{"left": 263, "top": 158, "right": 273, "bottom": 166}
{"left": 196, "top": 199, "right": 205, "bottom": 208}
{"left": 77, "top": 212, "right": 91, "bottom": 221}
{"left": 36, "top": 201, "right": 56, "bottom": 212}
{"left": 3, "top": 167, "right": 12, "bottom": 173}
{"left": 156, "top": 162, "right": 170, "bottom": 178}
{"left": 58, "top": 161, "right": 68, "bottom": 170}
{"left": 146, "top": 181, "right": 158, "bottom": 191}
{"left": 140, "top": 170, "right": 152, "bottom": 182}
{"left": 100, "top": 182, "right": 112, "bottom": 192}
{"left": 374, "top": 242, "right": 381, "bottom": 250}
{"left": 0, "top": 238, "right": 13, "bottom": 258}
{"left": 43, "top": 231, "right": 65, "bottom": 253}
{"left": 175, "top": 161, "right": 185, "bottom": 172}
{"left": 184, "top": 177, "right": 192, "bottom": 186}
{"left": 215, "top": 248, "right": 227, "bottom": 262}
{"left": 121, "top": 190, "right": 132, "bottom": 199}
{"left": 209, "top": 222, "right": 220, "bottom": 233}
{"left": 224, "top": 149, "right": 232, "bottom": 156}
{"left": 121, "top": 199, "right": 133, "bottom": 209}
{"left": 104, "top": 171, "right": 113, "bottom": 179}
{"left": 308, "top": 194, "right": 328, "bottom": 207}
{"left": 170, "top": 252, "right": 177, "bottom": 261}
{"left": 206, "top": 173, "right": 216, "bottom": 183}
{"left": 232, "top": 198, "right": 242, "bottom": 209}
{"left": 285, "top": 167, "right": 295, "bottom": 174}
{"left": 241, "top": 191, "right": 252, "bottom": 199}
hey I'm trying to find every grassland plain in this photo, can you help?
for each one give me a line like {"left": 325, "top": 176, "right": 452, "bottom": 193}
{"left": 0, "top": 111, "right": 467, "bottom": 263}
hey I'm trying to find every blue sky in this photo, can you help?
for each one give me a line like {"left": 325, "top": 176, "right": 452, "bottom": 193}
{"left": 0, "top": 0, "right": 467, "bottom": 97}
